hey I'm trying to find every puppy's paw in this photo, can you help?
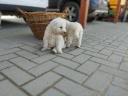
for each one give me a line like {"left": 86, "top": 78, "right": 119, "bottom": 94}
{"left": 41, "top": 48, "right": 47, "bottom": 51}
{"left": 76, "top": 45, "right": 80, "bottom": 48}
{"left": 57, "top": 49, "right": 63, "bottom": 54}
{"left": 52, "top": 48, "right": 57, "bottom": 54}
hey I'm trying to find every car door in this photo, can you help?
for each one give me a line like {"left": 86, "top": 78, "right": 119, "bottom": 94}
{"left": 48, "top": 0, "right": 61, "bottom": 11}
{"left": 0, "top": 0, "right": 48, "bottom": 8}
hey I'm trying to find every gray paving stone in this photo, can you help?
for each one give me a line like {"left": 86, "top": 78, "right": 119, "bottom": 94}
{"left": 10, "top": 57, "right": 37, "bottom": 70}
{"left": 84, "top": 51, "right": 108, "bottom": 59}
{"left": 0, "top": 54, "right": 17, "bottom": 62}
{"left": 57, "top": 53, "right": 74, "bottom": 59}
{"left": 114, "top": 51, "right": 128, "bottom": 57}
{"left": 109, "top": 47, "right": 126, "bottom": 54}
{"left": 88, "top": 41, "right": 99, "bottom": 46}
{"left": 90, "top": 57, "right": 119, "bottom": 68}
{"left": 112, "top": 77, "right": 128, "bottom": 90}
{"left": 77, "top": 61, "right": 100, "bottom": 75}
{"left": 81, "top": 46, "right": 99, "bottom": 53}
{"left": 123, "top": 57, "right": 128, "bottom": 62}
{"left": 34, "top": 50, "right": 51, "bottom": 56}
{"left": 54, "top": 66, "right": 88, "bottom": 84}
{"left": 32, "top": 54, "right": 56, "bottom": 64}
{"left": 16, "top": 50, "right": 38, "bottom": 59}
{"left": 41, "top": 88, "right": 66, "bottom": 96}
{"left": 20, "top": 45, "right": 37, "bottom": 52}
{"left": 69, "top": 48, "right": 84, "bottom": 56}
{"left": 23, "top": 72, "right": 61, "bottom": 96}
{"left": 105, "top": 85, "right": 128, "bottom": 96}
{"left": 52, "top": 57, "right": 79, "bottom": 69}
{"left": 111, "top": 41, "right": 121, "bottom": 47}
{"left": 84, "top": 71, "right": 113, "bottom": 92}
{"left": 72, "top": 54, "right": 91, "bottom": 64}
{"left": 120, "top": 62, "right": 128, "bottom": 72}
{"left": 2, "top": 66, "right": 34, "bottom": 85}
{"left": 0, "top": 80, "right": 28, "bottom": 96}
{"left": 55, "top": 79, "right": 96, "bottom": 96}
{"left": 100, "top": 49, "right": 112, "bottom": 56}
{"left": 99, "top": 65, "right": 128, "bottom": 80}
{"left": 108, "top": 54, "right": 123, "bottom": 63}
{"left": 23, "top": 42, "right": 40, "bottom": 47}
{"left": 93, "top": 44, "right": 105, "bottom": 50}
{"left": 0, "top": 48, "right": 21, "bottom": 56}
{"left": 0, "top": 61, "right": 13, "bottom": 70}
{"left": 29, "top": 61, "right": 58, "bottom": 76}
{"left": 10, "top": 57, "right": 27, "bottom": 63}
{"left": 0, "top": 74, "right": 4, "bottom": 80}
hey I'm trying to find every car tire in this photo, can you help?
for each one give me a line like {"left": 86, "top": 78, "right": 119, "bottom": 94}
{"left": 63, "top": 1, "right": 79, "bottom": 22}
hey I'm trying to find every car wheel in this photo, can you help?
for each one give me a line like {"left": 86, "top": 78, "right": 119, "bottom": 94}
{"left": 63, "top": 2, "right": 79, "bottom": 22}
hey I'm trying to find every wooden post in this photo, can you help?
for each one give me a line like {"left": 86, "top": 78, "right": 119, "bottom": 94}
{"left": 79, "top": 0, "right": 89, "bottom": 28}
{"left": 114, "top": 0, "right": 121, "bottom": 22}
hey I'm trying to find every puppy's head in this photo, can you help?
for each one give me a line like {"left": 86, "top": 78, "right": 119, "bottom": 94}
{"left": 50, "top": 17, "right": 67, "bottom": 33}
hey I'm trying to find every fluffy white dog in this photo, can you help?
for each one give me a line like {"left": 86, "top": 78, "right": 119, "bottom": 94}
{"left": 42, "top": 17, "right": 83, "bottom": 54}
{"left": 41, "top": 17, "right": 67, "bottom": 54}
{"left": 65, "top": 21, "right": 83, "bottom": 48}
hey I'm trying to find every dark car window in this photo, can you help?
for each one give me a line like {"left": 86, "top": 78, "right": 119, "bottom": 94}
{"left": 90, "top": 0, "right": 99, "bottom": 10}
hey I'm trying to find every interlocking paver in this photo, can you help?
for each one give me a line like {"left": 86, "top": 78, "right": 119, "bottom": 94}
{"left": 81, "top": 46, "right": 99, "bottom": 53}
{"left": 90, "top": 57, "right": 119, "bottom": 68}
{"left": 2, "top": 66, "right": 34, "bottom": 85}
{"left": 0, "top": 80, "right": 28, "bottom": 96}
{"left": 93, "top": 44, "right": 105, "bottom": 50}
{"left": 120, "top": 62, "right": 128, "bottom": 72}
{"left": 54, "top": 66, "right": 88, "bottom": 84}
{"left": 113, "top": 51, "right": 128, "bottom": 57}
{"left": 20, "top": 45, "right": 38, "bottom": 52}
{"left": 0, "top": 61, "right": 13, "bottom": 71}
{"left": 1, "top": 21, "right": 128, "bottom": 96}
{"left": 72, "top": 54, "right": 91, "bottom": 64}
{"left": 0, "top": 74, "right": 4, "bottom": 80}
{"left": 84, "top": 51, "right": 108, "bottom": 59}
{"left": 0, "top": 54, "right": 17, "bottom": 62}
{"left": 29, "top": 61, "right": 58, "bottom": 76}
{"left": 52, "top": 57, "right": 79, "bottom": 69}
{"left": 32, "top": 54, "right": 56, "bottom": 64}
{"left": 108, "top": 54, "right": 123, "bottom": 63}
{"left": 84, "top": 71, "right": 113, "bottom": 92}
{"left": 57, "top": 53, "right": 74, "bottom": 59}
{"left": 99, "top": 65, "right": 128, "bottom": 80}
{"left": 77, "top": 61, "right": 100, "bottom": 75}
{"left": 9, "top": 57, "right": 27, "bottom": 63}
{"left": 112, "top": 77, "right": 128, "bottom": 90}
{"left": 105, "top": 85, "right": 128, "bottom": 96}
{"left": 69, "top": 48, "right": 84, "bottom": 56}
{"left": 41, "top": 88, "right": 66, "bottom": 96}
{"left": 23, "top": 72, "right": 61, "bottom": 96}
{"left": 55, "top": 79, "right": 96, "bottom": 96}
{"left": 118, "top": 45, "right": 128, "bottom": 51}
{"left": 10, "top": 57, "right": 37, "bottom": 70}
{"left": 16, "top": 50, "right": 38, "bottom": 59}
{"left": 99, "top": 49, "right": 113, "bottom": 56}
{"left": 0, "top": 48, "right": 21, "bottom": 56}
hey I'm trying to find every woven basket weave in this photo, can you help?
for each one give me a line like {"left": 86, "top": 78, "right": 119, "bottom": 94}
{"left": 18, "top": 8, "right": 67, "bottom": 40}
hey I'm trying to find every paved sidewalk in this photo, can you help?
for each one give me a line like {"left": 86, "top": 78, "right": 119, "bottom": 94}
{"left": 0, "top": 18, "right": 128, "bottom": 96}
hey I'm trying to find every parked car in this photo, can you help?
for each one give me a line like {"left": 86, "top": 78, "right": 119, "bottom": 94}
{"left": 0, "top": 0, "right": 100, "bottom": 22}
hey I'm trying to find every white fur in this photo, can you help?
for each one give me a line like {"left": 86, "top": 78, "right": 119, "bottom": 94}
{"left": 41, "top": 17, "right": 67, "bottom": 53}
{"left": 66, "top": 21, "right": 83, "bottom": 48}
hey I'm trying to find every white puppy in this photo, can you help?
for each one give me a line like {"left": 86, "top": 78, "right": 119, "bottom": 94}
{"left": 65, "top": 21, "right": 83, "bottom": 48}
{"left": 41, "top": 17, "right": 67, "bottom": 54}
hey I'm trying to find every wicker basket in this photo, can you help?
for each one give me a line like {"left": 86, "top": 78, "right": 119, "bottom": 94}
{"left": 18, "top": 8, "right": 67, "bottom": 40}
